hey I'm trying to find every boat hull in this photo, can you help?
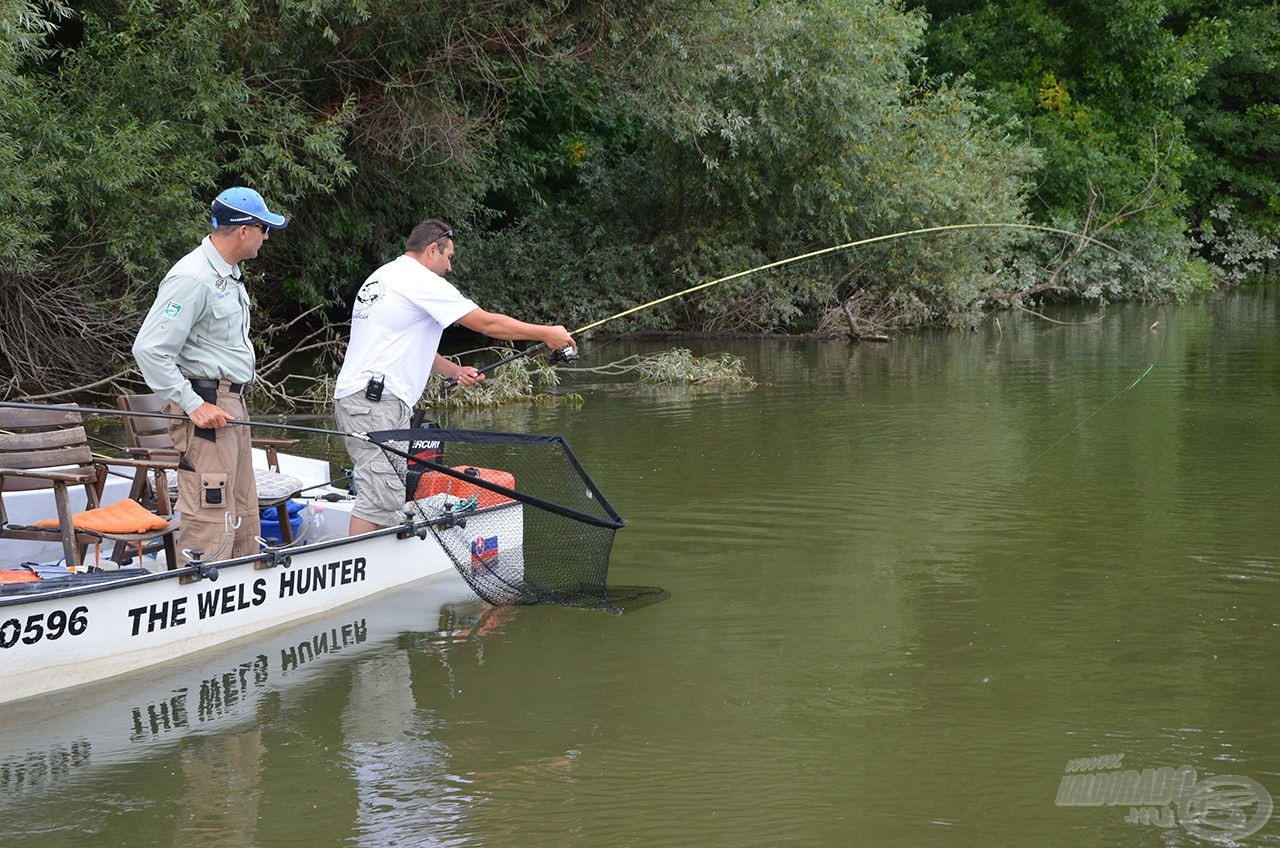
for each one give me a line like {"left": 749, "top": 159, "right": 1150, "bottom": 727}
{"left": 0, "top": 525, "right": 460, "bottom": 705}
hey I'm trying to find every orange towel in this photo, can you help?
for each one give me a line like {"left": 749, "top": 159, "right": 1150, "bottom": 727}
{"left": 33, "top": 499, "right": 171, "bottom": 534}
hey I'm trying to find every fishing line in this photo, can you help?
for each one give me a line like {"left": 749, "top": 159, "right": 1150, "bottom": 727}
{"left": 465, "top": 222, "right": 1131, "bottom": 378}
{"left": 597, "top": 219, "right": 1157, "bottom": 486}
{"left": 973, "top": 309, "right": 1170, "bottom": 507}
{"left": 895, "top": 308, "right": 1171, "bottom": 573}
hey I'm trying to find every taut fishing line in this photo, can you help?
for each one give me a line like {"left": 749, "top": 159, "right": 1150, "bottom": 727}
{"left": 527, "top": 218, "right": 1162, "bottom": 524}
{"left": 894, "top": 307, "right": 1173, "bottom": 581}
{"left": 0, "top": 220, "right": 1149, "bottom": 495}
{"left": 447, "top": 218, "right": 1162, "bottom": 534}
{"left": 447, "top": 218, "right": 1161, "bottom": 493}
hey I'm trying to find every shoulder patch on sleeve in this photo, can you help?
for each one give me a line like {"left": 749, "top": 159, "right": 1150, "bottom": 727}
{"left": 162, "top": 301, "right": 183, "bottom": 319}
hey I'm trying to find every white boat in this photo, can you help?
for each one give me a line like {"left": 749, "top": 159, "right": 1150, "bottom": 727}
{"left": 0, "top": 479, "right": 519, "bottom": 706}
{"left": 0, "top": 417, "right": 622, "bottom": 707}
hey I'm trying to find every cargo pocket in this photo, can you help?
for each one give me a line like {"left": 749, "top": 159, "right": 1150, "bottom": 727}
{"left": 342, "top": 398, "right": 376, "bottom": 423}
{"left": 201, "top": 472, "right": 229, "bottom": 509}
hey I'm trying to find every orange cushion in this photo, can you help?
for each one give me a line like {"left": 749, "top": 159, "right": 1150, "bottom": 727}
{"left": 33, "top": 498, "right": 171, "bottom": 534}
{"left": 414, "top": 466, "right": 515, "bottom": 509}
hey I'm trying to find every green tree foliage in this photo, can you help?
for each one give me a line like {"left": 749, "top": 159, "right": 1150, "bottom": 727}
{"left": 3, "top": 0, "right": 1268, "bottom": 398}
{"left": 639, "top": 0, "right": 1039, "bottom": 328}
{"left": 0, "top": 0, "right": 355, "bottom": 392}
{"left": 0, "top": 0, "right": 628, "bottom": 393}
{"left": 467, "top": 0, "right": 1041, "bottom": 332}
{"left": 0, "top": 0, "right": 60, "bottom": 274}
{"left": 1181, "top": 1, "right": 1280, "bottom": 276}
{"left": 912, "top": 0, "right": 1280, "bottom": 285}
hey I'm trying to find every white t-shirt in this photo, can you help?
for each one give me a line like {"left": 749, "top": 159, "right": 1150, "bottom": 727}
{"left": 333, "top": 254, "right": 479, "bottom": 404}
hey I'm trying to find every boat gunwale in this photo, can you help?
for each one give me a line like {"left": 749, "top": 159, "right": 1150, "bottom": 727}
{"left": 0, "top": 495, "right": 524, "bottom": 608}
{"left": 0, "top": 522, "right": 423, "bottom": 608}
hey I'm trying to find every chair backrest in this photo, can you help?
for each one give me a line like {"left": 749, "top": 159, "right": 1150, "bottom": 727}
{"left": 0, "top": 405, "right": 97, "bottom": 493}
{"left": 117, "top": 393, "right": 175, "bottom": 452}
{"left": 1, "top": 402, "right": 180, "bottom": 569}
{"left": 0, "top": 406, "right": 104, "bottom": 560}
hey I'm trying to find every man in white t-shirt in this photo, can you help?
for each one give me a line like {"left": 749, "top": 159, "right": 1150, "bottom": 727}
{"left": 333, "top": 219, "right": 574, "bottom": 535}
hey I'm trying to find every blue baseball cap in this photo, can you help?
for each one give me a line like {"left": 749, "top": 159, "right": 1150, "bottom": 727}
{"left": 210, "top": 186, "right": 288, "bottom": 229}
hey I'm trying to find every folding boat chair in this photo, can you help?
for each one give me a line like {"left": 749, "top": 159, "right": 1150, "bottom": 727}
{"left": 0, "top": 404, "right": 179, "bottom": 569}
{"left": 116, "top": 393, "right": 305, "bottom": 547}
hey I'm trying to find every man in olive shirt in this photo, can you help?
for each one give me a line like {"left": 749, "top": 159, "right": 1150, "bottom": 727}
{"left": 133, "top": 187, "right": 288, "bottom": 563}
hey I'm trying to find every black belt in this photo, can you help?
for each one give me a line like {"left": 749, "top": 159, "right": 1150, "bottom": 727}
{"left": 189, "top": 378, "right": 245, "bottom": 394}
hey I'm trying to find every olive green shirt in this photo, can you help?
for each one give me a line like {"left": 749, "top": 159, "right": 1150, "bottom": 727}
{"left": 133, "top": 236, "right": 255, "bottom": 414}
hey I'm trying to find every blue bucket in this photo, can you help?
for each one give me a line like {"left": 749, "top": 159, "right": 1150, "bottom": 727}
{"left": 260, "top": 499, "right": 305, "bottom": 545}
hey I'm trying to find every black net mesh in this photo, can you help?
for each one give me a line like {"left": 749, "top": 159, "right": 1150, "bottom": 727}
{"left": 367, "top": 427, "right": 625, "bottom": 612}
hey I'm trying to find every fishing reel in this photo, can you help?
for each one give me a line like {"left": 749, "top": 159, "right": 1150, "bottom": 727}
{"left": 548, "top": 344, "right": 579, "bottom": 364}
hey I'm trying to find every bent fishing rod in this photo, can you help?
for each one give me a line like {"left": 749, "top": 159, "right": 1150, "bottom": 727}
{"left": 458, "top": 222, "right": 1130, "bottom": 380}
{"left": 1, "top": 223, "right": 1121, "bottom": 417}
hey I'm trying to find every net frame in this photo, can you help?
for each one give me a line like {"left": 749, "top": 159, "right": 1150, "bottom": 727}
{"left": 367, "top": 427, "right": 625, "bottom": 610}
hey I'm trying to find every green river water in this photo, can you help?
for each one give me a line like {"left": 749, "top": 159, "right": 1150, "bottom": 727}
{"left": 3, "top": 288, "right": 1280, "bottom": 847}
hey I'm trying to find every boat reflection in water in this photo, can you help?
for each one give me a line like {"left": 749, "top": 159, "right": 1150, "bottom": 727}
{"left": 0, "top": 574, "right": 485, "bottom": 807}
{"left": 2, "top": 566, "right": 661, "bottom": 845}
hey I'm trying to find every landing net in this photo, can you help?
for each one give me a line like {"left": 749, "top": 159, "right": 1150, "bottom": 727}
{"left": 367, "top": 427, "right": 625, "bottom": 611}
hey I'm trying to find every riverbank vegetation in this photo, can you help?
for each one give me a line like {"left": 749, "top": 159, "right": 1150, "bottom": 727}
{"left": 1, "top": 0, "right": 1276, "bottom": 399}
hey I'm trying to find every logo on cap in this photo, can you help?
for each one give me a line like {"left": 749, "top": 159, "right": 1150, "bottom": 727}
{"left": 210, "top": 186, "right": 288, "bottom": 230}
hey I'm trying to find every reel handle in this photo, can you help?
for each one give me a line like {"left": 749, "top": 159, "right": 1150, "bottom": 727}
{"left": 547, "top": 344, "right": 579, "bottom": 364}
{"left": 443, "top": 342, "right": 578, "bottom": 389}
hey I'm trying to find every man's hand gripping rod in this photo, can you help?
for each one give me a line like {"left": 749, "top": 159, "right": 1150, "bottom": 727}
{"left": 443, "top": 342, "right": 578, "bottom": 389}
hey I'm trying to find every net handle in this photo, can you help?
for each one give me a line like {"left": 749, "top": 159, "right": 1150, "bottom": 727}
{"left": 372, "top": 438, "right": 624, "bottom": 530}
